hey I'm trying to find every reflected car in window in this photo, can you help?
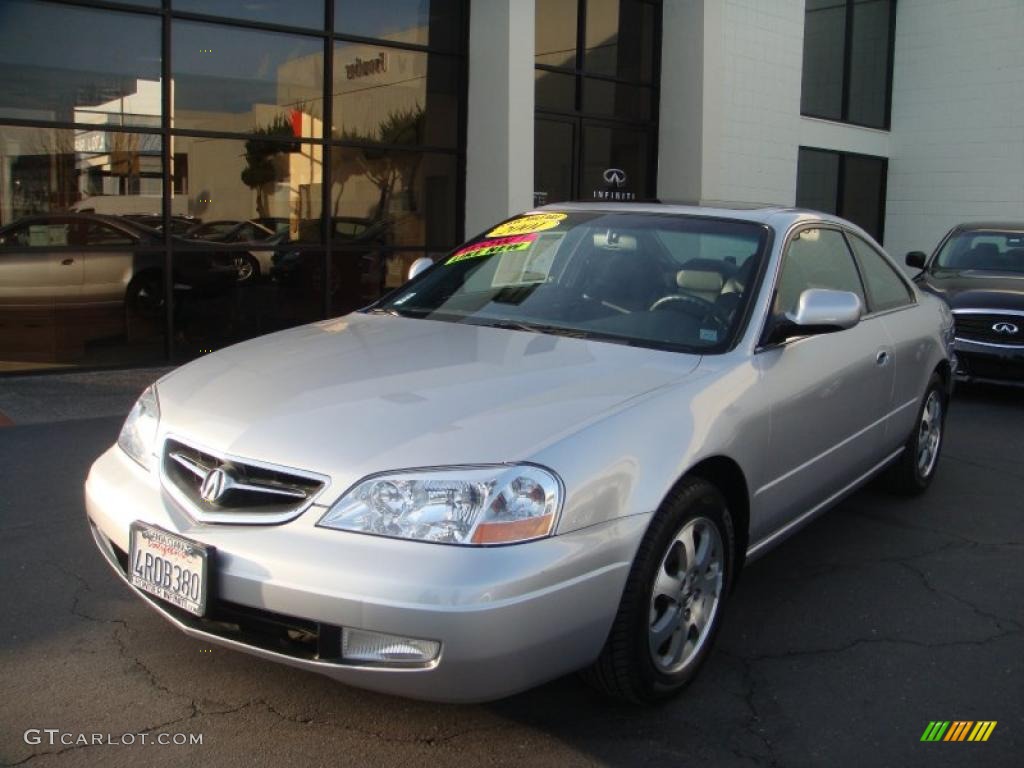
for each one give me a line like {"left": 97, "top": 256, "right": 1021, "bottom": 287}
{"left": 86, "top": 204, "right": 953, "bottom": 704}
{"left": 908, "top": 222, "right": 1024, "bottom": 386}
{"left": 0, "top": 213, "right": 236, "bottom": 316}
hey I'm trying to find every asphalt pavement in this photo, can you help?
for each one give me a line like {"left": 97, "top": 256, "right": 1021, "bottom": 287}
{"left": 0, "top": 380, "right": 1020, "bottom": 767}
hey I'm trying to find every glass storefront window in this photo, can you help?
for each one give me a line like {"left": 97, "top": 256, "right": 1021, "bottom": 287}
{"left": 584, "top": 0, "right": 656, "bottom": 83}
{"left": 172, "top": 21, "right": 325, "bottom": 138}
{"left": 0, "top": 126, "right": 163, "bottom": 228}
{"left": 796, "top": 147, "right": 888, "bottom": 242}
{"left": 535, "top": 70, "right": 576, "bottom": 112}
{"left": 172, "top": 1, "right": 326, "bottom": 30}
{"left": 581, "top": 123, "right": 650, "bottom": 202}
{"left": 534, "top": 119, "right": 574, "bottom": 206}
{"left": 169, "top": 136, "right": 323, "bottom": 243}
{"left": 329, "top": 147, "right": 457, "bottom": 250}
{"left": 582, "top": 78, "right": 651, "bottom": 120}
{"left": 536, "top": 0, "right": 579, "bottom": 69}
{"left": 332, "top": 43, "right": 459, "bottom": 149}
{"left": 334, "top": 0, "right": 463, "bottom": 51}
{"left": 0, "top": 0, "right": 161, "bottom": 127}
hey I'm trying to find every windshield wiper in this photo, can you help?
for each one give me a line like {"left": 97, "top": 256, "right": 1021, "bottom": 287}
{"left": 472, "top": 320, "right": 597, "bottom": 341}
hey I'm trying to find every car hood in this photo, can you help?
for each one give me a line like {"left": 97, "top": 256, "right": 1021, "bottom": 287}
{"left": 156, "top": 314, "right": 701, "bottom": 496}
{"left": 917, "top": 269, "right": 1024, "bottom": 311}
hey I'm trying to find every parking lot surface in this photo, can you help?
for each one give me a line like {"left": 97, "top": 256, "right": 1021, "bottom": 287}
{"left": 0, "top": 382, "right": 1020, "bottom": 767}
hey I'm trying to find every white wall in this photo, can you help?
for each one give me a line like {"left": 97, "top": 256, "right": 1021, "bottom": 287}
{"left": 464, "top": 0, "right": 535, "bottom": 237}
{"left": 885, "top": 0, "right": 1024, "bottom": 261}
{"left": 659, "top": 0, "right": 805, "bottom": 206}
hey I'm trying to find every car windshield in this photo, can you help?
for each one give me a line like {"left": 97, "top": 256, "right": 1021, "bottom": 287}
{"left": 934, "top": 230, "right": 1024, "bottom": 273}
{"left": 371, "top": 211, "right": 769, "bottom": 353}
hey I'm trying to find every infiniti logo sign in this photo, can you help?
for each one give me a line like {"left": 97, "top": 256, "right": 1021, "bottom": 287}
{"left": 602, "top": 168, "right": 627, "bottom": 187}
{"left": 992, "top": 322, "right": 1019, "bottom": 335}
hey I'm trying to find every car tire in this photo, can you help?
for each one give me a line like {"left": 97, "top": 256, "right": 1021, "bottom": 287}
{"left": 583, "top": 477, "right": 735, "bottom": 704}
{"left": 886, "top": 372, "right": 947, "bottom": 495}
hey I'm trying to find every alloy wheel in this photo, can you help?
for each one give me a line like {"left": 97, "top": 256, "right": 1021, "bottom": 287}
{"left": 648, "top": 516, "right": 724, "bottom": 674}
{"left": 917, "top": 390, "right": 943, "bottom": 478}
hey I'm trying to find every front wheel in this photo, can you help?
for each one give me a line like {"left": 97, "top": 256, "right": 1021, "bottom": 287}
{"left": 886, "top": 373, "right": 947, "bottom": 495}
{"left": 583, "top": 477, "right": 734, "bottom": 703}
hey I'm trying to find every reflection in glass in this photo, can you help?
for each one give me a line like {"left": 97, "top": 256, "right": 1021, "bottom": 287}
{"left": 0, "top": 126, "right": 163, "bottom": 227}
{"left": 332, "top": 43, "right": 459, "bottom": 148}
{"left": 173, "top": 0, "right": 325, "bottom": 30}
{"left": 172, "top": 21, "right": 324, "bottom": 137}
{"left": 795, "top": 148, "right": 840, "bottom": 216}
{"left": 536, "top": 70, "right": 576, "bottom": 112}
{"left": 848, "top": 0, "right": 893, "bottom": 128}
{"left": 329, "top": 148, "right": 456, "bottom": 249}
{"left": 0, "top": 0, "right": 161, "bottom": 127}
{"left": 800, "top": 0, "right": 847, "bottom": 120}
{"left": 334, "top": 0, "right": 463, "bottom": 51}
{"left": 169, "top": 136, "right": 323, "bottom": 243}
{"left": 581, "top": 123, "right": 649, "bottom": 201}
{"left": 534, "top": 120, "right": 574, "bottom": 205}
{"left": 536, "top": 0, "right": 579, "bottom": 69}
{"left": 584, "top": 0, "right": 655, "bottom": 82}
{"left": 173, "top": 248, "right": 325, "bottom": 363}
{"left": 582, "top": 78, "right": 651, "bottom": 120}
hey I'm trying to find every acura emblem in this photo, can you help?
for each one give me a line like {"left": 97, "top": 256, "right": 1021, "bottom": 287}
{"left": 199, "top": 467, "right": 232, "bottom": 503}
{"left": 992, "top": 322, "right": 1019, "bottom": 335}
{"left": 602, "top": 168, "right": 627, "bottom": 187}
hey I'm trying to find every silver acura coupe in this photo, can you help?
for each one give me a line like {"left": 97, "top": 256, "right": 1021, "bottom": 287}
{"left": 86, "top": 203, "right": 954, "bottom": 703}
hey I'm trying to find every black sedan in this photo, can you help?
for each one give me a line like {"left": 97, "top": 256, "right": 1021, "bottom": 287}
{"left": 908, "top": 222, "right": 1024, "bottom": 385}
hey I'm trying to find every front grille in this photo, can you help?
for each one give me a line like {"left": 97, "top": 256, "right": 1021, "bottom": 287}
{"left": 162, "top": 437, "right": 327, "bottom": 524}
{"left": 108, "top": 539, "right": 341, "bottom": 661}
{"left": 954, "top": 312, "right": 1024, "bottom": 346}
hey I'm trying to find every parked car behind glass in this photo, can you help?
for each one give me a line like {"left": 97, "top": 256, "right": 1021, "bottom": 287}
{"left": 86, "top": 203, "right": 953, "bottom": 704}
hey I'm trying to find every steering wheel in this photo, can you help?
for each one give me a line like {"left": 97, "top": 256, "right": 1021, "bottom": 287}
{"left": 649, "top": 292, "right": 732, "bottom": 332}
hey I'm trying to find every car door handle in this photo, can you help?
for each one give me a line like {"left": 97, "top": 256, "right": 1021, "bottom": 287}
{"left": 61, "top": 258, "right": 75, "bottom": 266}
{"left": 876, "top": 350, "right": 890, "bottom": 366}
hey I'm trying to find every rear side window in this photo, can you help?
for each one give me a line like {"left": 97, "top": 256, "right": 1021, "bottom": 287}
{"left": 846, "top": 233, "right": 913, "bottom": 312}
{"left": 774, "top": 227, "right": 865, "bottom": 316}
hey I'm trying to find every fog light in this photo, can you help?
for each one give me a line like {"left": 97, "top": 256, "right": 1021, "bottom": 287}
{"left": 341, "top": 628, "right": 440, "bottom": 665}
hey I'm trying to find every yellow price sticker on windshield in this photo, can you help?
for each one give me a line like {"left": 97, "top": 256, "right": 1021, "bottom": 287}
{"left": 487, "top": 213, "right": 567, "bottom": 238}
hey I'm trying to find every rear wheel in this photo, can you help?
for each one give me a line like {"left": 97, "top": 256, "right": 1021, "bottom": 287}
{"left": 583, "top": 477, "right": 734, "bottom": 703}
{"left": 887, "top": 373, "right": 947, "bottom": 495}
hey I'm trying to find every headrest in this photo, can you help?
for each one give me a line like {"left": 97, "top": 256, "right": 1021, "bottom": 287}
{"left": 676, "top": 269, "right": 724, "bottom": 293}
{"left": 971, "top": 242, "right": 999, "bottom": 258}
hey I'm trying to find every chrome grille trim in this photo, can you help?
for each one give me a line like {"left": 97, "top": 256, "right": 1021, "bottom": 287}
{"left": 952, "top": 309, "right": 1024, "bottom": 347}
{"left": 160, "top": 435, "right": 330, "bottom": 525}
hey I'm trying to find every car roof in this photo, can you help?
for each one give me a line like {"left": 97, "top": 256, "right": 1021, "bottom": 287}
{"left": 953, "top": 222, "right": 1024, "bottom": 232}
{"left": 532, "top": 201, "right": 856, "bottom": 230}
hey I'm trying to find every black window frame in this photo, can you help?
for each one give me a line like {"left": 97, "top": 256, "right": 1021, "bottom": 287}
{"left": 796, "top": 146, "right": 889, "bottom": 244}
{"left": 533, "top": 0, "right": 662, "bottom": 204}
{"left": 800, "top": 0, "right": 898, "bottom": 130}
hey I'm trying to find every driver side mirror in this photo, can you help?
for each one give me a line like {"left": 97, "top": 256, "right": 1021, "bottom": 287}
{"left": 906, "top": 250, "right": 927, "bottom": 269}
{"left": 407, "top": 256, "right": 434, "bottom": 281}
{"left": 765, "top": 288, "right": 862, "bottom": 345}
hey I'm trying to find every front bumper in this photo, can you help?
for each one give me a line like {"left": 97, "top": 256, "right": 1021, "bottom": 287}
{"left": 953, "top": 338, "right": 1024, "bottom": 386}
{"left": 85, "top": 445, "right": 647, "bottom": 702}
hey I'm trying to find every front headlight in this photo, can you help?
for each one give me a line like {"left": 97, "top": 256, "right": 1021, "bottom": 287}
{"left": 118, "top": 386, "right": 160, "bottom": 469}
{"left": 318, "top": 465, "right": 562, "bottom": 546}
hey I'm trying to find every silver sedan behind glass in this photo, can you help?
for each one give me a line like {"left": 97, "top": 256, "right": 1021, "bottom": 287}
{"left": 86, "top": 203, "right": 954, "bottom": 703}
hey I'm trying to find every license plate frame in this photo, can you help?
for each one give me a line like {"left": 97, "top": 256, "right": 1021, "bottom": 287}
{"left": 128, "top": 522, "right": 212, "bottom": 617}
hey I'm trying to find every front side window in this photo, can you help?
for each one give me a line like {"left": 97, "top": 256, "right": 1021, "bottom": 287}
{"left": 934, "top": 231, "right": 1024, "bottom": 274}
{"left": 774, "top": 227, "right": 865, "bottom": 316}
{"left": 846, "top": 233, "right": 913, "bottom": 311}
{"left": 374, "top": 212, "right": 769, "bottom": 353}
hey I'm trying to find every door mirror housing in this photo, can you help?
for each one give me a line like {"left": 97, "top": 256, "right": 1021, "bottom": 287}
{"left": 766, "top": 289, "right": 862, "bottom": 345}
{"left": 407, "top": 257, "right": 434, "bottom": 281}
{"left": 906, "top": 250, "right": 927, "bottom": 269}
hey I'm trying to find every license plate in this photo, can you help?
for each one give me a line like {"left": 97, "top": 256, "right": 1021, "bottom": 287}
{"left": 129, "top": 522, "right": 211, "bottom": 617}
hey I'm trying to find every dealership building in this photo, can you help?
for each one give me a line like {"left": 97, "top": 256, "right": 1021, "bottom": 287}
{"left": 0, "top": 0, "right": 1020, "bottom": 372}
